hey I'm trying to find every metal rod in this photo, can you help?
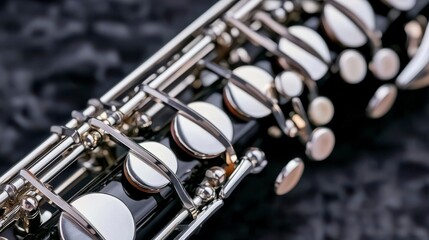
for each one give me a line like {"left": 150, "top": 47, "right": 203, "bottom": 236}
{"left": 230, "top": 0, "right": 262, "bottom": 20}
{"left": 153, "top": 197, "right": 203, "bottom": 240}
{"left": 100, "top": 0, "right": 237, "bottom": 103}
{"left": 40, "top": 146, "right": 86, "bottom": 184}
{"left": 0, "top": 2, "right": 221, "bottom": 186}
{"left": 54, "top": 168, "right": 88, "bottom": 195}
{"left": 174, "top": 200, "right": 224, "bottom": 240}
{"left": 0, "top": 106, "right": 96, "bottom": 184}
{"left": 148, "top": 36, "right": 215, "bottom": 90}
{"left": 0, "top": 205, "right": 20, "bottom": 231}
{"left": 154, "top": 210, "right": 189, "bottom": 240}
{"left": 0, "top": 137, "right": 77, "bottom": 205}
{"left": 29, "top": 138, "right": 77, "bottom": 178}
{"left": 0, "top": 135, "right": 58, "bottom": 184}
{"left": 0, "top": 41, "right": 215, "bottom": 204}
{"left": 0, "top": 0, "right": 265, "bottom": 227}
{"left": 0, "top": 0, "right": 251, "bottom": 198}
{"left": 220, "top": 148, "right": 266, "bottom": 199}
{"left": 119, "top": 91, "right": 147, "bottom": 118}
{"left": 0, "top": 124, "right": 91, "bottom": 206}
{"left": 220, "top": 158, "right": 254, "bottom": 199}
{"left": 0, "top": 77, "right": 191, "bottom": 207}
{"left": 0, "top": 32, "right": 215, "bottom": 206}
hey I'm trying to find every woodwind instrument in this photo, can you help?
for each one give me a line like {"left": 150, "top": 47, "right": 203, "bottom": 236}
{"left": 0, "top": 0, "right": 428, "bottom": 239}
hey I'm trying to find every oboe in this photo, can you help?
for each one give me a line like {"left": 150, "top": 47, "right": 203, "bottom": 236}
{"left": 0, "top": 0, "right": 428, "bottom": 239}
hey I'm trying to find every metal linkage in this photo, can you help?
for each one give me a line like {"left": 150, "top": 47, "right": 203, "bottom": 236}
{"left": 88, "top": 118, "right": 197, "bottom": 215}
{"left": 202, "top": 61, "right": 295, "bottom": 137}
{"left": 219, "top": 148, "right": 266, "bottom": 198}
{"left": 153, "top": 167, "right": 223, "bottom": 240}
{"left": 154, "top": 148, "right": 267, "bottom": 240}
{"left": 0, "top": 101, "right": 101, "bottom": 207}
{"left": 254, "top": 11, "right": 329, "bottom": 65}
{"left": 100, "top": 0, "right": 239, "bottom": 103}
{"left": 0, "top": 0, "right": 232, "bottom": 192}
{"left": 142, "top": 85, "right": 238, "bottom": 166}
{"left": 223, "top": 15, "right": 319, "bottom": 99}
{"left": 0, "top": 0, "right": 422, "bottom": 238}
{"left": 0, "top": 0, "right": 267, "bottom": 234}
{"left": 0, "top": 0, "right": 256, "bottom": 206}
{"left": 20, "top": 170, "right": 103, "bottom": 240}
{"left": 0, "top": 1, "right": 238, "bottom": 187}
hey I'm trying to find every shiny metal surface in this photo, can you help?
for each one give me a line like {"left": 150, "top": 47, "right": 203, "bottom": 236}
{"left": 0, "top": 0, "right": 236, "bottom": 202}
{"left": 3, "top": 11, "right": 215, "bottom": 201}
{"left": 275, "top": 71, "right": 304, "bottom": 98}
{"left": 153, "top": 196, "right": 204, "bottom": 240}
{"left": 88, "top": 118, "right": 197, "bottom": 213}
{"left": 338, "top": 49, "right": 367, "bottom": 84}
{"left": 323, "top": 0, "right": 375, "bottom": 47}
{"left": 0, "top": 135, "right": 61, "bottom": 185}
{"left": 19, "top": 170, "right": 103, "bottom": 239}
{"left": 367, "top": 84, "right": 398, "bottom": 119}
{"left": 195, "top": 186, "right": 216, "bottom": 203}
{"left": 143, "top": 85, "right": 237, "bottom": 166}
{"left": 0, "top": 97, "right": 122, "bottom": 205}
{"left": 224, "top": 16, "right": 319, "bottom": 99}
{"left": 0, "top": 0, "right": 423, "bottom": 238}
{"left": 220, "top": 148, "right": 267, "bottom": 199}
{"left": 154, "top": 164, "right": 229, "bottom": 240}
{"left": 306, "top": 128, "right": 336, "bottom": 161}
{"left": 125, "top": 142, "right": 178, "bottom": 192}
{"left": 153, "top": 209, "right": 190, "bottom": 240}
{"left": 175, "top": 199, "right": 224, "bottom": 240}
{"left": 172, "top": 102, "right": 233, "bottom": 158}
{"left": 0, "top": 104, "right": 96, "bottom": 186}
{"left": 255, "top": 11, "right": 329, "bottom": 67}
{"left": 58, "top": 193, "right": 135, "bottom": 240}
{"left": 15, "top": 195, "right": 40, "bottom": 235}
{"left": 278, "top": 26, "right": 331, "bottom": 81}
{"left": 203, "top": 166, "right": 227, "bottom": 188}
{"left": 224, "top": 65, "right": 274, "bottom": 119}
{"left": 204, "top": 61, "right": 294, "bottom": 137}
{"left": 396, "top": 24, "right": 429, "bottom": 89}
{"left": 274, "top": 158, "right": 304, "bottom": 196}
{"left": 100, "top": 0, "right": 237, "bottom": 103}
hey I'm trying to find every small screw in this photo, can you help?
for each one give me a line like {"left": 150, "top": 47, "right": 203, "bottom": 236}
{"left": 82, "top": 131, "right": 102, "bottom": 150}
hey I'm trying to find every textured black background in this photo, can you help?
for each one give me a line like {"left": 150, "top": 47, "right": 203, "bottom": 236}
{"left": 1, "top": 1, "right": 429, "bottom": 240}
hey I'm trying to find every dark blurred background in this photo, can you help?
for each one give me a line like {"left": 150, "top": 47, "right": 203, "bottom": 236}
{"left": 1, "top": 0, "right": 429, "bottom": 239}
